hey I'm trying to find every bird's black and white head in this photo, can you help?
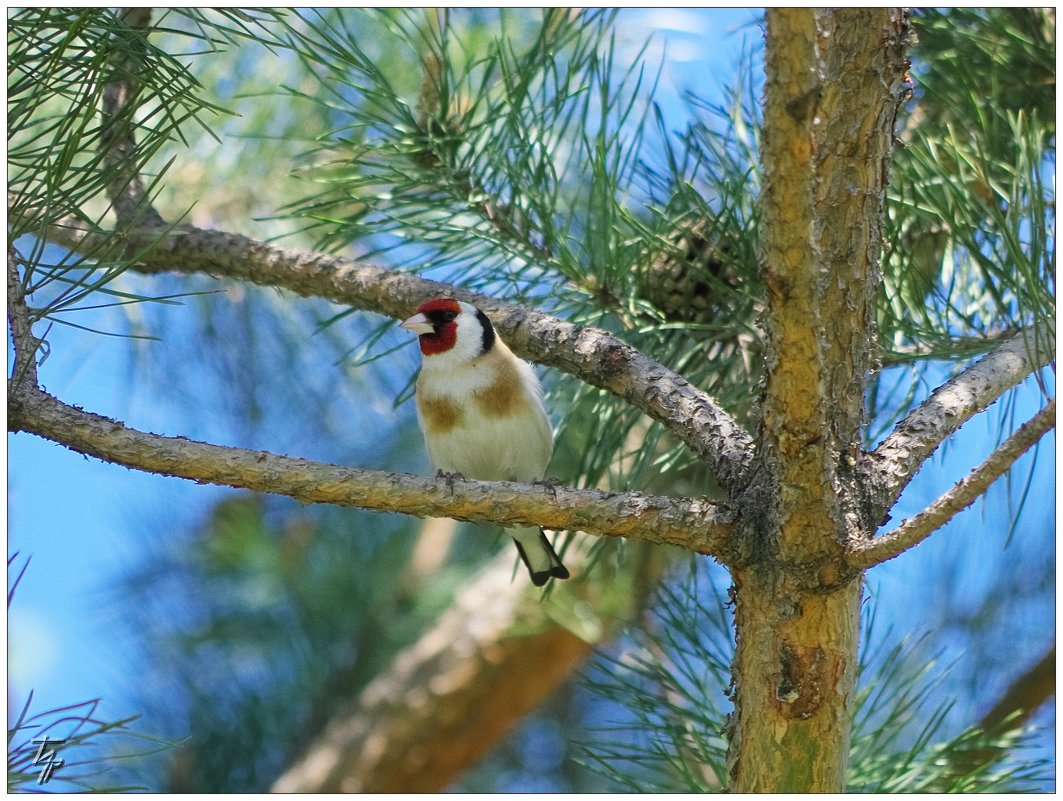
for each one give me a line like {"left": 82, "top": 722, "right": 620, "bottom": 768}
{"left": 400, "top": 298, "right": 496, "bottom": 364}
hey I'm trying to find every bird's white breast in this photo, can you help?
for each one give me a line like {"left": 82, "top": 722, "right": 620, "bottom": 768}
{"left": 416, "top": 344, "right": 552, "bottom": 482}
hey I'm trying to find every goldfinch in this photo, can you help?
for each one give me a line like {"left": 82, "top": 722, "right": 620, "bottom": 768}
{"left": 400, "top": 298, "right": 570, "bottom": 586}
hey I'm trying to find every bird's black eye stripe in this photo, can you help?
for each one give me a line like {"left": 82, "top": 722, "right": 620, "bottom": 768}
{"left": 424, "top": 308, "right": 458, "bottom": 327}
{"left": 475, "top": 307, "right": 496, "bottom": 354}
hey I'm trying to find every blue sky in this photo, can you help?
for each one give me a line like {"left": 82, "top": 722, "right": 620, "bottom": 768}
{"left": 7, "top": 7, "right": 1054, "bottom": 789}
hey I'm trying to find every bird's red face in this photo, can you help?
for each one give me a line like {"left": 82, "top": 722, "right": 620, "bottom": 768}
{"left": 400, "top": 298, "right": 462, "bottom": 356}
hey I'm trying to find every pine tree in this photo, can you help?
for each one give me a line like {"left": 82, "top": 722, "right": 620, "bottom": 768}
{"left": 8, "top": 8, "right": 1054, "bottom": 792}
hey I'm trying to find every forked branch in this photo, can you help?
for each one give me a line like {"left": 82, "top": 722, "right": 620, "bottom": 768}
{"left": 850, "top": 399, "right": 1055, "bottom": 570}
{"left": 866, "top": 325, "right": 1054, "bottom": 522}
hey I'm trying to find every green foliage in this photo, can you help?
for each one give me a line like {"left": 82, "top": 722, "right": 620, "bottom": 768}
{"left": 113, "top": 495, "right": 461, "bottom": 792}
{"left": 850, "top": 679, "right": 1050, "bottom": 789}
{"left": 580, "top": 560, "right": 1052, "bottom": 793}
{"left": 911, "top": 9, "right": 1054, "bottom": 142}
{"left": 881, "top": 108, "right": 1054, "bottom": 359}
{"left": 282, "top": 10, "right": 627, "bottom": 273}
{"left": 8, "top": 9, "right": 213, "bottom": 234}
{"left": 7, "top": 693, "right": 167, "bottom": 793}
{"left": 6, "top": 8, "right": 278, "bottom": 349}
{"left": 869, "top": 8, "right": 1055, "bottom": 441}
{"left": 580, "top": 562, "right": 732, "bottom": 791}
{"left": 849, "top": 630, "right": 1051, "bottom": 792}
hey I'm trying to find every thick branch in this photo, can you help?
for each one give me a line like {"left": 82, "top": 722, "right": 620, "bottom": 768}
{"left": 7, "top": 383, "right": 732, "bottom": 555}
{"left": 865, "top": 325, "right": 1054, "bottom": 523}
{"left": 849, "top": 399, "right": 1055, "bottom": 570}
{"left": 273, "top": 538, "right": 667, "bottom": 793}
{"left": 728, "top": 9, "right": 911, "bottom": 795}
{"left": 274, "top": 560, "right": 592, "bottom": 792}
{"left": 43, "top": 217, "right": 755, "bottom": 496}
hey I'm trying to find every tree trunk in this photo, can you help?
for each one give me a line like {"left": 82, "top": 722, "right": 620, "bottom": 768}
{"left": 729, "top": 574, "right": 862, "bottom": 791}
{"left": 726, "top": 9, "right": 911, "bottom": 792}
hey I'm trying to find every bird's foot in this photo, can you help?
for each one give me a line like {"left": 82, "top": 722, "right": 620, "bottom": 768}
{"left": 534, "top": 476, "right": 561, "bottom": 500}
{"left": 436, "top": 469, "right": 465, "bottom": 493}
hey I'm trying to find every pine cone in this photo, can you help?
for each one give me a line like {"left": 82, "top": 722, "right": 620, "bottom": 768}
{"left": 640, "top": 219, "right": 740, "bottom": 325}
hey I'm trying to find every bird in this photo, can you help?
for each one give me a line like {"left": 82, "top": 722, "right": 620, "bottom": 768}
{"left": 400, "top": 297, "right": 570, "bottom": 586}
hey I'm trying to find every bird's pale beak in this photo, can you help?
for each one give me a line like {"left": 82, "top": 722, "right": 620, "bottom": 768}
{"left": 400, "top": 312, "right": 435, "bottom": 335}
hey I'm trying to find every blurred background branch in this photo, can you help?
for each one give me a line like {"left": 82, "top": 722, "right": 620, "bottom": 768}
{"left": 7, "top": 7, "right": 1054, "bottom": 793}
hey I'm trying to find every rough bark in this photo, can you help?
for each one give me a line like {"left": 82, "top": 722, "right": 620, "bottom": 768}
{"left": 865, "top": 325, "right": 1055, "bottom": 524}
{"left": 43, "top": 218, "right": 755, "bottom": 495}
{"left": 727, "top": 9, "right": 911, "bottom": 793}
{"left": 7, "top": 383, "right": 732, "bottom": 555}
{"left": 850, "top": 399, "right": 1056, "bottom": 569}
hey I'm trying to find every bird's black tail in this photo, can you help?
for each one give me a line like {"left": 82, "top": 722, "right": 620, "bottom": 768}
{"left": 512, "top": 528, "right": 570, "bottom": 586}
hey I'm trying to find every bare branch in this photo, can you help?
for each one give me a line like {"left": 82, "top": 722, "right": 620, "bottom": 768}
{"left": 849, "top": 399, "right": 1055, "bottom": 570}
{"left": 979, "top": 643, "right": 1055, "bottom": 733}
{"left": 7, "top": 383, "right": 732, "bottom": 555}
{"left": 100, "top": 8, "right": 166, "bottom": 229}
{"left": 42, "top": 216, "right": 755, "bottom": 496}
{"left": 7, "top": 248, "right": 39, "bottom": 388}
{"left": 273, "top": 538, "right": 667, "bottom": 793}
{"left": 865, "top": 325, "right": 1055, "bottom": 523}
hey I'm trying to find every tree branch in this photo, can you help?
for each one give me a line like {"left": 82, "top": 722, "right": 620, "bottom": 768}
{"left": 942, "top": 643, "right": 1056, "bottom": 782}
{"left": 100, "top": 7, "right": 166, "bottom": 229}
{"left": 42, "top": 216, "right": 756, "bottom": 496}
{"left": 849, "top": 399, "right": 1055, "bottom": 570}
{"left": 7, "top": 248, "right": 38, "bottom": 389}
{"left": 7, "top": 382, "right": 732, "bottom": 556}
{"left": 864, "top": 325, "right": 1055, "bottom": 524}
{"left": 273, "top": 538, "right": 668, "bottom": 792}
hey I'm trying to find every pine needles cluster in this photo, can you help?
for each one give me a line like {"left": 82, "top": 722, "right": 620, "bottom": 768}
{"left": 580, "top": 560, "right": 1053, "bottom": 793}
{"left": 278, "top": 10, "right": 766, "bottom": 502}
{"left": 872, "top": 8, "right": 1055, "bottom": 436}
{"left": 6, "top": 9, "right": 287, "bottom": 348}
{"left": 6, "top": 7, "right": 1054, "bottom": 792}
{"left": 7, "top": 554, "right": 170, "bottom": 792}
